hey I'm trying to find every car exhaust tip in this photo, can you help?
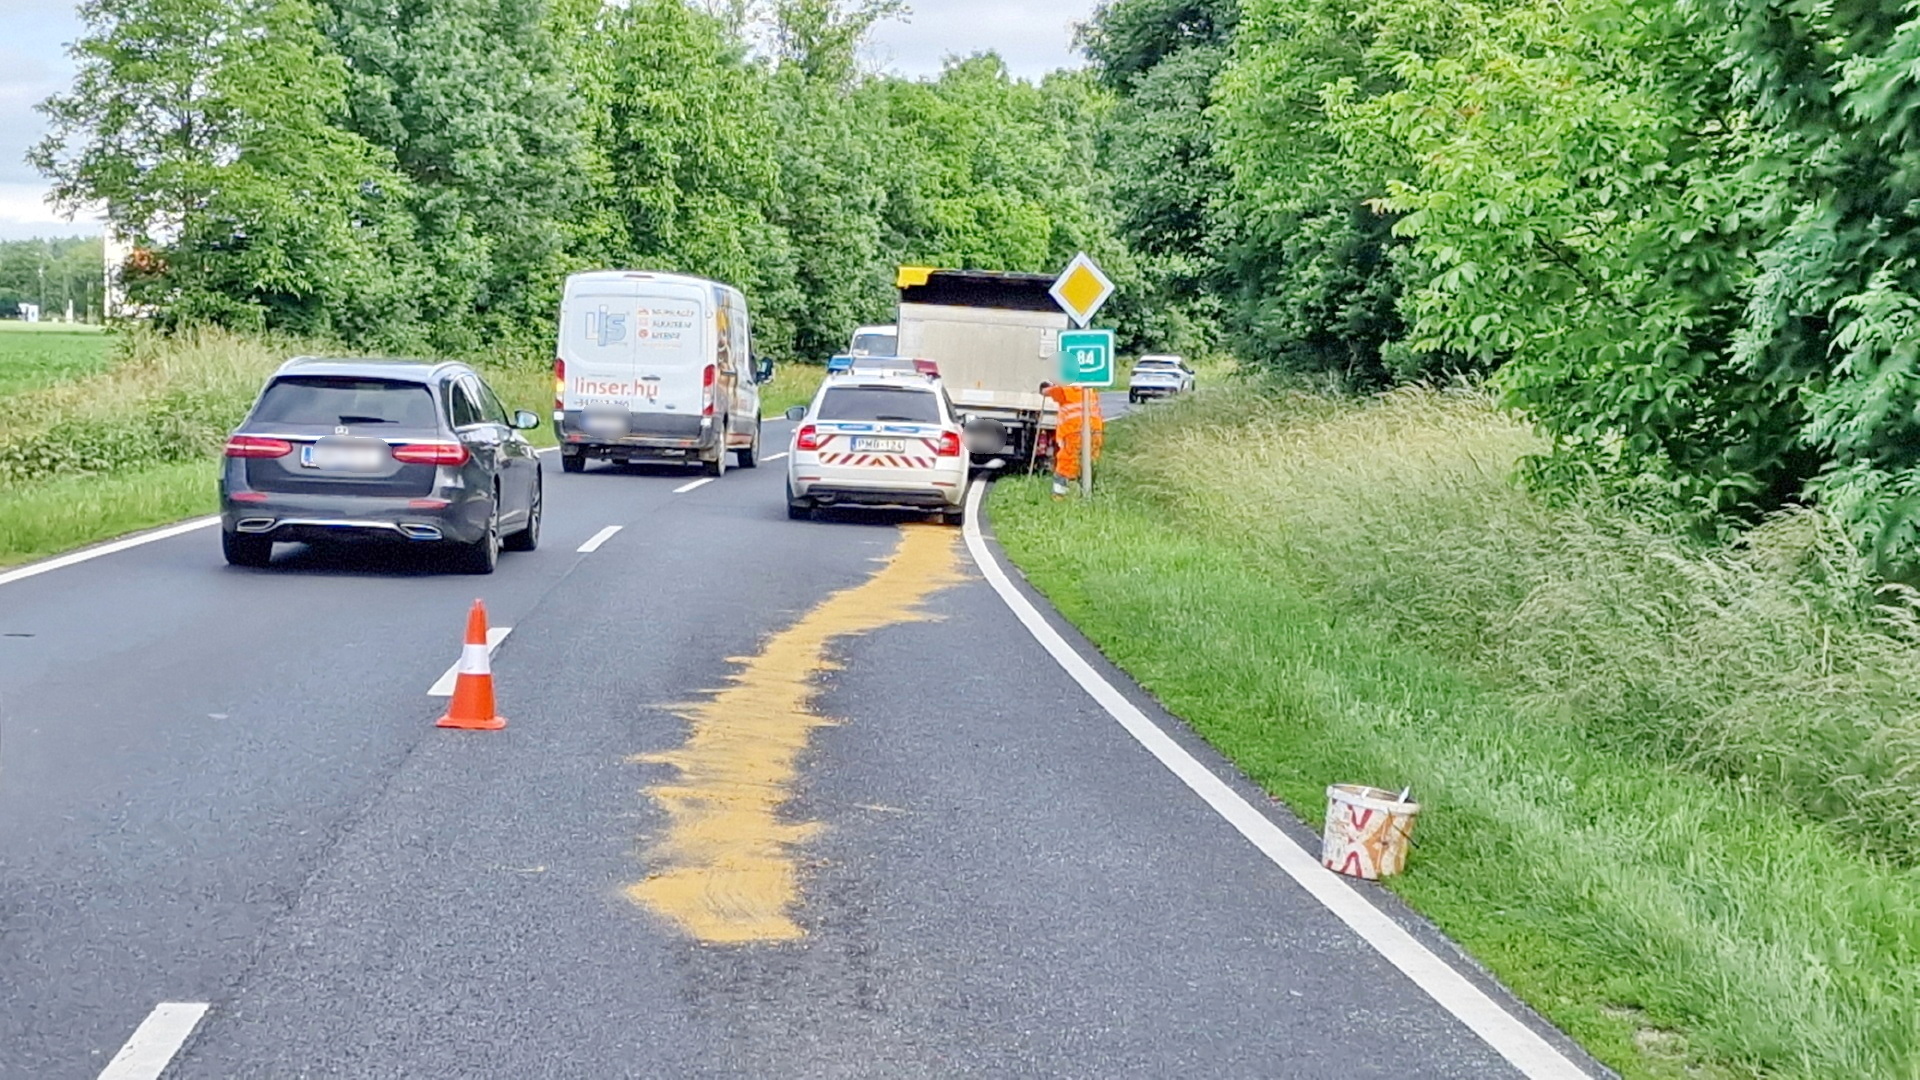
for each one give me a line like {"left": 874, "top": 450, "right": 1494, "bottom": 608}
{"left": 398, "top": 523, "right": 444, "bottom": 541}
{"left": 235, "top": 518, "right": 276, "bottom": 533}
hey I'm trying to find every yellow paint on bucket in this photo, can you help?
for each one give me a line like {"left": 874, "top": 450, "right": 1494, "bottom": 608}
{"left": 626, "top": 526, "right": 965, "bottom": 943}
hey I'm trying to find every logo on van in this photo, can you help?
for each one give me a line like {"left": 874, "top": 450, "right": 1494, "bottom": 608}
{"left": 587, "top": 306, "right": 628, "bottom": 347}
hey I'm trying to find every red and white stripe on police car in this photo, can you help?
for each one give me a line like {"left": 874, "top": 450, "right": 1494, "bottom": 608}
{"left": 819, "top": 452, "right": 936, "bottom": 468}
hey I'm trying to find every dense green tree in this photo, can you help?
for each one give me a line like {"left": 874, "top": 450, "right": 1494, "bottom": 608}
{"left": 0, "top": 238, "right": 105, "bottom": 321}
{"left": 592, "top": 0, "right": 800, "bottom": 356}
{"left": 33, "top": 0, "right": 419, "bottom": 340}
{"left": 316, "top": 0, "right": 593, "bottom": 354}
{"left": 1080, "top": 0, "right": 1235, "bottom": 358}
{"left": 1717, "top": 0, "right": 1920, "bottom": 560}
{"left": 760, "top": 0, "right": 899, "bottom": 361}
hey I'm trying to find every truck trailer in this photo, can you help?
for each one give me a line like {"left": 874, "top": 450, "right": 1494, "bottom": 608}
{"left": 894, "top": 267, "right": 1067, "bottom": 467}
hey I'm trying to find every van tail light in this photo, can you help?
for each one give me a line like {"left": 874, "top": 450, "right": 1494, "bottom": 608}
{"left": 391, "top": 441, "right": 470, "bottom": 466}
{"left": 554, "top": 357, "right": 565, "bottom": 411}
{"left": 936, "top": 430, "right": 962, "bottom": 457}
{"left": 225, "top": 435, "right": 292, "bottom": 458}
{"left": 702, "top": 364, "right": 717, "bottom": 416}
{"left": 796, "top": 424, "right": 821, "bottom": 452}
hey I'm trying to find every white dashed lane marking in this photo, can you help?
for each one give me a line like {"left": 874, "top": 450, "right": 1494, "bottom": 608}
{"left": 97, "top": 1002, "right": 209, "bottom": 1080}
{"left": 577, "top": 525, "right": 622, "bottom": 553}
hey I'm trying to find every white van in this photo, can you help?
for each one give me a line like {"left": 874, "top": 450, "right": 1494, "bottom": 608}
{"left": 554, "top": 270, "right": 772, "bottom": 476}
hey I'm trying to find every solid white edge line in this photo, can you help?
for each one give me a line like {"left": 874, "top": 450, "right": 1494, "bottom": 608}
{"left": 577, "top": 525, "right": 623, "bottom": 553}
{"left": 97, "top": 1001, "right": 209, "bottom": 1080}
{"left": 761, "top": 451, "right": 789, "bottom": 462}
{"left": 428, "top": 627, "right": 513, "bottom": 696}
{"left": 960, "top": 482, "right": 1592, "bottom": 1080}
{"left": 672, "top": 477, "right": 715, "bottom": 495}
{"left": 0, "top": 517, "right": 220, "bottom": 590}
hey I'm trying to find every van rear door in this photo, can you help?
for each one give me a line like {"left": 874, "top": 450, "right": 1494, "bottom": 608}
{"left": 560, "top": 281, "right": 641, "bottom": 412}
{"left": 627, "top": 284, "right": 710, "bottom": 436}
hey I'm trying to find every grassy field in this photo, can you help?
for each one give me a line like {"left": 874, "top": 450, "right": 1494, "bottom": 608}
{"left": 991, "top": 386, "right": 1920, "bottom": 1080}
{"left": 0, "top": 328, "right": 558, "bottom": 567}
{"left": 0, "top": 322, "right": 115, "bottom": 397}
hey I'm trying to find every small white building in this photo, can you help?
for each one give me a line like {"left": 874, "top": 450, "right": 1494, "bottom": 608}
{"left": 102, "top": 231, "right": 130, "bottom": 320}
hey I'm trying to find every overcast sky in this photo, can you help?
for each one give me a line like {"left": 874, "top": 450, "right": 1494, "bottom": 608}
{"left": 0, "top": 0, "right": 1095, "bottom": 242}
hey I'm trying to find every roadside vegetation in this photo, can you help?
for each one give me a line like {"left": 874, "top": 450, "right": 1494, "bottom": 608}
{"left": 0, "top": 329, "right": 555, "bottom": 567}
{"left": 758, "top": 363, "right": 826, "bottom": 419}
{"left": 994, "top": 385, "right": 1920, "bottom": 1080}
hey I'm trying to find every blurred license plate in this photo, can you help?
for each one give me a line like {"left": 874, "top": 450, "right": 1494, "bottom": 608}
{"left": 852, "top": 437, "right": 907, "bottom": 453}
{"left": 584, "top": 411, "right": 628, "bottom": 435}
{"left": 301, "top": 441, "right": 386, "bottom": 472}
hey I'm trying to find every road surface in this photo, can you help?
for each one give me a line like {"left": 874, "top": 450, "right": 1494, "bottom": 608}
{"left": 0, "top": 408, "right": 1605, "bottom": 1078}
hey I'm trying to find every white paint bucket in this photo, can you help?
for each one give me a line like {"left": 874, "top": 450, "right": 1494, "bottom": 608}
{"left": 1322, "top": 784, "right": 1420, "bottom": 880}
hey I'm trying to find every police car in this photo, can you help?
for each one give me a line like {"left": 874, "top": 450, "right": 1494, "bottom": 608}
{"left": 783, "top": 365, "right": 969, "bottom": 524}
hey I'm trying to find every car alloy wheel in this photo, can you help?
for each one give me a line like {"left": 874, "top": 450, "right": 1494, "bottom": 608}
{"left": 461, "top": 497, "right": 500, "bottom": 574}
{"left": 505, "top": 475, "right": 541, "bottom": 552}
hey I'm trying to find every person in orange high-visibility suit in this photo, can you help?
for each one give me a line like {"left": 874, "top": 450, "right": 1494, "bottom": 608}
{"left": 1039, "top": 381, "right": 1104, "bottom": 497}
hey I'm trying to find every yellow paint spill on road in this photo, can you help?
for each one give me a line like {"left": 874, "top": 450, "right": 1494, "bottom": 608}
{"left": 626, "top": 525, "right": 964, "bottom": 944}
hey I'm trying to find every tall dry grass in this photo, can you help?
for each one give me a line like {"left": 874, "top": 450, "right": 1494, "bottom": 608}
{"left": 1116, "top": 386, "right": 1920, "bottom": 863}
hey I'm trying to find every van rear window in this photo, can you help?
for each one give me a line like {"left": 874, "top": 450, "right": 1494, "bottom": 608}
{"left": 254, "top": 377, "right": 438, "bottom": 427}
{"left": 817, "top": 386, "right": 942, "bottom": 424}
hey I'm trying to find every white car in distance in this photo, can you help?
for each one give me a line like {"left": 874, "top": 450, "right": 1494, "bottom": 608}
{"left": 848, "top": 324, "right": 898, "bottom": 358}
{"left": 784, "top": 371, "right": 969, "bottom": 525}
{"left": 1128, "top": 354, "right": 1196, "bottom": 403}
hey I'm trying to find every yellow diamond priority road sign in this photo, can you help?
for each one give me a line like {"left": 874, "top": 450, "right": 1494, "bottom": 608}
{"left": 1049, "top": 252, "right": 1115, "bottom": 328}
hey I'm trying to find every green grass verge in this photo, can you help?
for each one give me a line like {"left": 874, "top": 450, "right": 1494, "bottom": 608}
{"left": 760, "top": 361, "right": 825, "bottom": 418}
{"left": 0, "top": 460, "right": 215, "bottom": 567}
{"left": 990, "top": 388, "right": 1920, "bottom": 1080}
{"left": 0, "top": 323, "right": 115, "bottom": 397}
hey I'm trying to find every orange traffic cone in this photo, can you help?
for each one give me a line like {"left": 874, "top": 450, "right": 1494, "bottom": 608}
{"left": 437, "top": 599, "right": 506, "bottom": 730}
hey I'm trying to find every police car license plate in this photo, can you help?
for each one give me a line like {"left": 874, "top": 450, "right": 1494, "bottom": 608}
{"left": 301, "top": 441, "right": 387, "bottom": 472}
{"left": 852, "top": 437, "right": 907, "bottom": 453}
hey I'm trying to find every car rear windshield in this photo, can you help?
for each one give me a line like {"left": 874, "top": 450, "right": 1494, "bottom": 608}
{"left": 253, "top": 376, "right": 438, "bottom": 428}
{"left": 1137, "top": 360, "right": 1177, "bottom": 369}
{"left": 851, "top": 332, "right": 896, "bottom": 355}
{"left": 817, "top": 386, "right": 942, "bottom": 424}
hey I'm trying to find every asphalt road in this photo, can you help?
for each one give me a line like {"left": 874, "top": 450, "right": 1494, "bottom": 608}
{"left": 0, "top": 404, "right": 1606, "bottom": 1079}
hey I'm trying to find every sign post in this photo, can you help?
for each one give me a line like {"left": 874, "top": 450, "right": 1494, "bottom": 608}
{"left": 1050, "top": 254, "right": 1116, "bottom": 497}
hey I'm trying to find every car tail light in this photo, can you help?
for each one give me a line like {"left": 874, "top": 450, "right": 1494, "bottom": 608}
{"left": 391, "top": 441, "right": 470, "bottom": 466}
{"left": 409, "top": 498, "right": 451, "bottom": 510}
{"left": 224, "top": 435, "right": 292, "bottom": 458}
{"left": 796, "top": 424, "right": 821, "bottom": 452}
{"left": 554, "top": 357, "right": 565, "bottom": 411}
{"left": 702, "top": 364, "right": 717, "bottom": 416}
{"left": 229, "top": 491, "right": 269, "bottom": 502}
{"left": 936, "top": 430, "right": 961, "bottom": 457}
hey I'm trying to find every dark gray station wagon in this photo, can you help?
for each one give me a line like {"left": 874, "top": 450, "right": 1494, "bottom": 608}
{"left": 219, "top": 358, "right": 544, "bottom": 573}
